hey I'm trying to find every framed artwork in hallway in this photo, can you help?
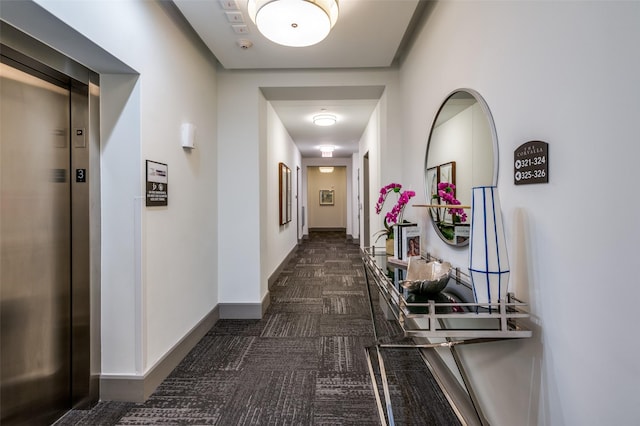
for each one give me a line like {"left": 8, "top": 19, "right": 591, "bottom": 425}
{"left": 279, "top": 162, "right": 292, "bottom": 225}
{"left": 319, "top": 189, "right": 334, "bottom": 205}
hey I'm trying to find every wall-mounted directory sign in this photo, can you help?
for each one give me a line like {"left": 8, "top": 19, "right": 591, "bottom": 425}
{"left": 514, "top": 141, "right": 548, "bottom": 185}
{"left": 146, "top": 160, "right": 168, "bottom": 206}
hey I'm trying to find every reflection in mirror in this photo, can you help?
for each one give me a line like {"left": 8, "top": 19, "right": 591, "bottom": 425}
{"left": 424, "top": 89, "right": 497, "bottom": 246}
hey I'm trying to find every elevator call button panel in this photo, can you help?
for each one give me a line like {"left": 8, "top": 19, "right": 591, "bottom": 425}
{"left": 74, "top": 128, "right": 86, "bottom": 148}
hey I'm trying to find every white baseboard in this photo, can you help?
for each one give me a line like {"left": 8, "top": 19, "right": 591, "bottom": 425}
{"left": 100, "top": 305, "right": 219, "bottom": 402}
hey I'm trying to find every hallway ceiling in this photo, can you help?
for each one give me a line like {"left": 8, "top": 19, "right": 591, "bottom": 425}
{"left": 173, "top": 0, "right": 430, "bottom": 158}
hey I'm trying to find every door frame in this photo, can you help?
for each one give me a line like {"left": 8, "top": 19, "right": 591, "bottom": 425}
{"left": 363, "top": 152, "right": 370, "bottom": 248}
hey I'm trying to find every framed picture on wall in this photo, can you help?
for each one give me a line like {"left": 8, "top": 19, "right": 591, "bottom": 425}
{"left": 426, "top": 166, "right": 440, "bottom": 223}
{"left": 279, "top": 162, "right": 291, "bottom": 225}
{"left": 438, "top": 161, "right": 456, "bottom": 223}
{"left": 438, "top": 161, "right": 456, "bottom": 188}
{"left": 286, "top": 166, "right": 292, "bottom": 222}
{"left": 319, "top": 189, "right": 334, "bottom": 206}
{"left": 426, "top": 166, "right": 439, "bottom": 203}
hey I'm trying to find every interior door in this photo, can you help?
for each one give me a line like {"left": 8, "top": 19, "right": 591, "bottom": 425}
{"left": 0, "top": 60, "right": 72, "bottom": 425}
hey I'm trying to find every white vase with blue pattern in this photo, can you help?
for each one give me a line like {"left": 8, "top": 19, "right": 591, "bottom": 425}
{"left": 469, "top": 186, "right": 510, "bottom": 308}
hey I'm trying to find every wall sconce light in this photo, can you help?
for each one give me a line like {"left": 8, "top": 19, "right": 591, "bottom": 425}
{"left": 319, "top": 166, "right": 334, "bottom": 173}
{"left": 313, "top": 113, "right": 336, "bottom": 127}
{"left": 181, "top": 123, "right": 196, "bottom": 149}
{"left": 248, "top": 0, "right": 339, "bottom": 47}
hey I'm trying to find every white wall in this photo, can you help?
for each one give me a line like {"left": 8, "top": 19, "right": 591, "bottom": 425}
{"left": 399, "top": 1, "right": 640, "bottom": 424}
{"left": 12, "top": 0, "right": 220, "bottom": 376}
{"left": 358, "top": 89, "right": 413, "bottom": 250}
{"left": 358, "top": 101, "right": 381, "bottom": 246}
{"left": 307, "top": 166, "right": 347, "bottom": 228}
{"left": 100, "top": 74, "right": 142, "bottom": 372}
{"left": 265, "top": 100, "right": 301, "bottom": 283}
{"left": 301, "top": 158, "right": 353, "bottom": 235}
{"left": 351, "top": 154, "right": 361, "bottom": 241}
{"left": 217, "top": 72, "right": 262, "bottom": 305}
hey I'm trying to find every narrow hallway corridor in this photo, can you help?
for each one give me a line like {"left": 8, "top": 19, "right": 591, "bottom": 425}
{"left": 56, "top": 231, "right": 459, "bottom": 425}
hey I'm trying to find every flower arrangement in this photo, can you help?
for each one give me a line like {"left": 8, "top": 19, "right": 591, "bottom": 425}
{"left": 436, "top": 182, "right": 467, "bottom": 222}
{"left": 374, "top": 183, "right": 416, "bottom": 242}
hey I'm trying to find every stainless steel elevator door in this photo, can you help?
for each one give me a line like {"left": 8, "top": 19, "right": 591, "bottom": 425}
{"left": 1, "top": 62, "right": 72, "bottom": 424}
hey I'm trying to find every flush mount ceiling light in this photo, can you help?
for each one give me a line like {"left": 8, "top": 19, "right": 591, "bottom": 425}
{"left": 313, "top": 113, "right": 336, "bottom": 126}
{"left": 247, "top": 0, "right": 339, "bottom": 47}
{"left": 319, "top": 167, "right": 334, "bottom": 173}
{"left": 319, "top": 145, "right": 334, "bottom": 157}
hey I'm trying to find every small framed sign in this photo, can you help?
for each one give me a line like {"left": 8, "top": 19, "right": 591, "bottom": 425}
{"left": 514, "top": 141, "right": 548, "bottom": 185}
{"left": 146, "top": 160, "right": 168, "bottom": 206}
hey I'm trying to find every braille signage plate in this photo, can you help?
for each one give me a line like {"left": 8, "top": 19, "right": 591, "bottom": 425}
{"left": 146, "top": 160, "right": 168, "bottom": 206}
{"left": 514, "top": 141, "right": 548, "bottom": 185}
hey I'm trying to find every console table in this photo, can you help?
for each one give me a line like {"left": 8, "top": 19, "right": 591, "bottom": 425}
{"left": 362, "top": 247, "right": 532, "bottom": 425}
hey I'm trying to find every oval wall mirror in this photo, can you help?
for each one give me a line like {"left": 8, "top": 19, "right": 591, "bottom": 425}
{"left": 424, "top": 89, "right": 498, "bottom": 246}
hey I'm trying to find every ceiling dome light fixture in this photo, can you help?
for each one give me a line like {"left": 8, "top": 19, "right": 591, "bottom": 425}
{"left": 313, "top": 113, "right": 336, "bottom": 126}
{"left": 247, "top": 0, "right": 339, "bottom": 47}
{"left": 319, "top": 145, "right": 335, "bottom": 157}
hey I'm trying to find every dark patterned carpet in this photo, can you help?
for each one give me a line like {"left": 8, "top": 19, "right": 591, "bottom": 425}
{"left": 55, "top": 231, "right": 460, "bottom": 425}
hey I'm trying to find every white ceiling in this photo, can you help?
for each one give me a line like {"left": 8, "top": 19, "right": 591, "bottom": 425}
{"left": 172, "top": 0, "right": 428, "bottom": 157}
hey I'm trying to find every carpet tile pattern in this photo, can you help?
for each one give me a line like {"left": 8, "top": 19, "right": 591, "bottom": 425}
{"left": 55, "top": 231, "right": 460, "bottom": 425}
{"left": 217, "top": 370, "right": 316, "bottom": 425}
{"left": 313, "top": 372, "right": 380, "bottom": 426}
